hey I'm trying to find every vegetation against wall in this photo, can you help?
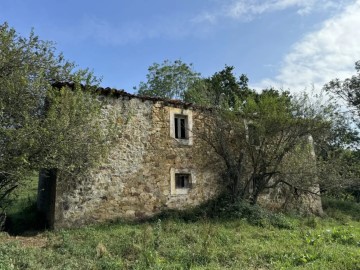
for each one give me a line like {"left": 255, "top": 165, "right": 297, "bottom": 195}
{"left": 138, "top": 59, "right": 360, "bottom": 204}
{"left": 0, "top": 23, "right": 112, "bottom": 215}
{"left": 199, "top": 90, "right": 329, "bottom": 205}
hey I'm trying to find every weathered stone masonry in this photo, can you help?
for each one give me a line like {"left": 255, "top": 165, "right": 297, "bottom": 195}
{"left": 38, "top": 92, "right": 223, "bottom": 229}
{"left": 38, "top": 86, "right": 323, "bottom": 229}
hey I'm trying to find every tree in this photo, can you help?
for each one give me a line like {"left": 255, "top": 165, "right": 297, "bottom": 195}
{"left": 0, "top": 23, "right": 109, "bottom": 214}
{"left": 324, "top": 60, "right": 360, "bottom": 114}
{"left": 37, "top": 83, "right": 114, "bottom": 180}
{"left": 135, "top": 59, "right": 201, "bottom": 100}
{"left": 185, "top": 65, "right": 253, "bottom": 107}
{"left": 322, "top": 61, "right": 360, "bottom": 199}
{"left": 200, "top": 90, "right": 329, "bottom": 205}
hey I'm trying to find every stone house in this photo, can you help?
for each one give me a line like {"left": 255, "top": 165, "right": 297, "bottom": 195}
{"left": 38, "top": 84, "right": 225, "bottom": 229}
{"left": 37, "top": 84, "right": 322, "bottom": 229}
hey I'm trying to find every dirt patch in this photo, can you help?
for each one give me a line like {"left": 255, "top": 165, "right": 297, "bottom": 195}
{"left": 0, "top": 232, "right": 48, "bottom": 248}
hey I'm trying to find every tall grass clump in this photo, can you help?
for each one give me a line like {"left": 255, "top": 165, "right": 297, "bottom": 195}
{"left": 155, "top": 195, "right": 294, "bottom": 229}
{"left": 322, "top": 196, "right": 360, "bottom": 222}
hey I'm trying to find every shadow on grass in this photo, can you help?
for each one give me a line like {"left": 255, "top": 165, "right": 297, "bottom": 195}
{"left": 145, "top": 195, "right": 295, "bottom": 230}
{"left": 4, "top": 197, "right": 47, "bottom": 236}
{"left": 4, "top": 194, "right": 360, "bottom": 235}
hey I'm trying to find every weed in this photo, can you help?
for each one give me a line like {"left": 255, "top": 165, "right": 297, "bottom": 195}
{"left": 326, "top": 227, "right": 359, "bottom": 246}
{"left": 1, "top": 192, "right": 360, "bottom": 269}
{"left": 323, "top": 196, "right": 360, "bottom": 221}
{"left": 303, "top": 216, "right": 319, "bottom": 228}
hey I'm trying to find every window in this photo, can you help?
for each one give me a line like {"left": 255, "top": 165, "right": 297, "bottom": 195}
{"left": 175, "top": 173, "right": 191, "bottom": 188}
{"left": 169, "top": 108, "right": 193, "bottom": 145}
{"left": 170, "top": 168, "right": 195, "bottom": 195}
{"left": 174, "top": 115, "right": 188, "bottom": 139}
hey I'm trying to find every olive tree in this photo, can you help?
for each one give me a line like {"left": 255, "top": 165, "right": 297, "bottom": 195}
{"left": 0, "top": 23, "right": 111, "bottom": 215}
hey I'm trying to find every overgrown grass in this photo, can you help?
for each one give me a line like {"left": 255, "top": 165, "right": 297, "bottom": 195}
{"left": 1, "top": 191, "right": 360, "bottom": 269}
{"left": 153, "top": 195, "right": 295, "bottom": 229}
{"left": 1, "top": 215, "right": 359, "bottom": 269}
{"left": 323, "top": 196, "right": 360, "bottom": 222}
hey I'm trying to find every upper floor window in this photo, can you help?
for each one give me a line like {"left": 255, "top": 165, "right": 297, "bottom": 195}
{"left": 174, "top": 114, "right": 188, "bottom": 139}
{"left": 170, "top": 108, "right": 193, "bottom": 145}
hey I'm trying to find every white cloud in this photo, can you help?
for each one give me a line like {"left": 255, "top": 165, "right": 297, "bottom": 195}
{"left": 255, "top": 0, "right": 360, "bottom": 92}
{"left": 193, "top": 0, "right": 349, "bottom": 24}
{"left": 227, "top": 0, "right": 315, "bottom": 18}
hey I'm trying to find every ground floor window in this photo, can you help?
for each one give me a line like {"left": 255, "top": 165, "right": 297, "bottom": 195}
{"left": 170, "top": 168, "right": 194, "bottom": 195}
{"left": 175, "top": 173, "right": 192, "bottom": 189}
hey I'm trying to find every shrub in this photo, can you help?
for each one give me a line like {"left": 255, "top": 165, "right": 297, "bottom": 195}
{"left": 153, "top": 195, "right": 294, "bottom": 229}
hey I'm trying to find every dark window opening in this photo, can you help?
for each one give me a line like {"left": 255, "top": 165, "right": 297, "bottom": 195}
{"left": 175, "top": 173, "right": 191, "bottom": 189}
{"left": 175, "top": 115, "right": 188, "bottom": 139}
{"left": 248, "top": 124, "right": 260, "bottom": 146}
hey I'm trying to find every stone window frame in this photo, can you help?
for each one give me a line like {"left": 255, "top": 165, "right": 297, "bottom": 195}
{"left": 169, "top": 107, "right": 193, "bottom": 145}
{"left": 170, "top": 168, "right": 195, "bottom": 195}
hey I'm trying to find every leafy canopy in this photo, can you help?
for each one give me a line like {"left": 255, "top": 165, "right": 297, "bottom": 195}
{"left": 185, "top": 65, "right": 253, "bottom": 107}
{"left": 135, "top": 59, "right": 201, "bottom": 100}
{"left": 0, "top": 23, "right": 108, "bottom": 212}
{"left": 322, "top": 61, "right": 360, "bottom": 197}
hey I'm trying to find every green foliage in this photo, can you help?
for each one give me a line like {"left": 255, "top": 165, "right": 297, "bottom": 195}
{"left": 322, "top": 196, "right": 360, "bottom": 221}
{"left": 0, "top": 23, "right": 108, "bottom": 213}
{"left": 324, "top": 60, "right": 360, "bottom": 113}
{"left": 200, "top": 89, "right": 329, "bottom": 205}
{"left": 135, "top": 59, "right": 201, "bottom": 100}
{"left": 185, "top": 65, "right": 253, "bottom": 107}
{"left": 209, "top": 196, "right": 295, "bottom": 229}
{"left": 38, "top": 84, "right": 110, "bottom": 179}
{"left": 136, "top": 61, "right": 253, "bottom": 107}
{"left": 322, "top": 61, "right": 360, "bottom": 197}
{"left": 153, "top": 195, "right": 294, "bottom": 229}
{"left": 242, "top": 91, "right": 328, "bottom": 204}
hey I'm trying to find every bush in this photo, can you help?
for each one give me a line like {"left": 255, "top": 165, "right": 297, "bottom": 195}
{"left": 153, "top": 195, "right": 294, "bottom": 229}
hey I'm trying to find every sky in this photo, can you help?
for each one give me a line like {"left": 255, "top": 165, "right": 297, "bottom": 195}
{"left": 1, "top": 0, "right": 360, "bottom": 94}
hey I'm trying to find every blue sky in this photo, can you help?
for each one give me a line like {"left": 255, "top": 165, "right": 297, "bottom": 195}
{"left": 1, "top": 0, "right": 360, "bottom": 94}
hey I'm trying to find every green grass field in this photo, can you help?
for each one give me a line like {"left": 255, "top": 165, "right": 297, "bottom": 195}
{"left": 1, "top": 180, "right": 359, "bottom": 270}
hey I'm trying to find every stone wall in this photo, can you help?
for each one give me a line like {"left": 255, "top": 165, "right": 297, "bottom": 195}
{"left": 38, "top": 93, "right": 323, "bottom": 229}
{"left": 52, "top": 97, "right": 223, "bottom": 229}
{"left": 258, "top": 136, "right": 323, "bottom": 215}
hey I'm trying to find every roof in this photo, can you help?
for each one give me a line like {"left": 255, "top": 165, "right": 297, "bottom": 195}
{"left": 52, "top": 82, "right": 211, "bottom": 111}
